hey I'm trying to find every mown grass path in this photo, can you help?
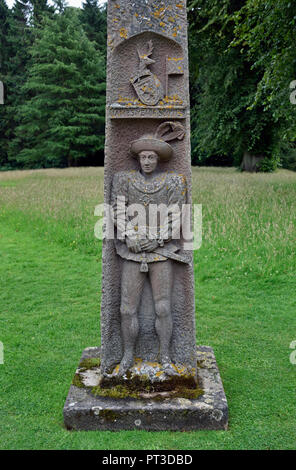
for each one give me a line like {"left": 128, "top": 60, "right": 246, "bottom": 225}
{"left": 0, "top": 168, "right": 295, "bottom": 449}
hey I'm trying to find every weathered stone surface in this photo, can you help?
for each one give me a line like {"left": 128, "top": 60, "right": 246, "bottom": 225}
{"left": 63, "top": 346, "right": 228, "bottom": 431}
{"left": 101, "top": 0, "right": 196, "bottom": 380}
{"left": 63, "top": 1, "right": 229, "bottom": 430}
{"left": 100, "top": 357, "right": 197, "bottom": 391}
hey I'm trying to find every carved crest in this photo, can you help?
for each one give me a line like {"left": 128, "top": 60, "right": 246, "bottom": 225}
{"left": 131, "top": 41, "right": 164, "bottom": 106}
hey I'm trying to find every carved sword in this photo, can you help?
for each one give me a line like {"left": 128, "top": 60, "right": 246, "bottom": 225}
{"left": 152, "top": 249, "right": 190, "bottom": 265}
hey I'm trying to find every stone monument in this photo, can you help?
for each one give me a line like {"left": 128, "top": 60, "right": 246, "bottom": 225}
{"left": 64, "top": 0, "right": 228, "bottom": 431}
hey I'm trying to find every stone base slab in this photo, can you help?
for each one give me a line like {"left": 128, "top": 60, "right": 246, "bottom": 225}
{"left": 63, "top": 346, "right": 228, "bottom": 431}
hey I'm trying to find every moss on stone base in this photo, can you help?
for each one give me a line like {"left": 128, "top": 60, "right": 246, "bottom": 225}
{"left": 72, "top": 373, "right": 85, "bottom": 388}
{"left": 100, "top": 367, "right": 197, "bottom": 392}
{"left": 79, "top": 357, "right": 101, "bottom": 371}
{"left": 72, "top": 356, "right": 204, "bottom": 401}
{"left": 92, "top": 384, "right": 140, "bottom": 399}
{"left": 91, "top": 382, "right": 204, "bottom": 401}
{"left": 71, "top": 357, "right": 101, "bottom": 388}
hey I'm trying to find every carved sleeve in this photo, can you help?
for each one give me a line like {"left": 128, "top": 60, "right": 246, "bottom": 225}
{"left": 161, "top": 174, "right": 187, "bottom": 241}
{"left": 111, "top": 172, "right": 129, "bottom": 236}
{"left": 168, "top": 174, "right": 187, "bottom": 207}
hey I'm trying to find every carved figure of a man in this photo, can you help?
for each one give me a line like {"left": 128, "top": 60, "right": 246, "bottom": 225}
{"left": 111, "top": 129, "right": 187, "bottom": 376}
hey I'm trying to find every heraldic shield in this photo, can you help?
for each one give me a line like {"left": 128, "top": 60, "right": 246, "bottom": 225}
{"left": 132, "top": 72, "right": 164, "bottom": 106}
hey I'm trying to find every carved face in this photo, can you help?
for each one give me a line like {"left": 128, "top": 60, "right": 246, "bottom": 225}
{"left": 139, "top": 151, "right": 159, "bottom": 174}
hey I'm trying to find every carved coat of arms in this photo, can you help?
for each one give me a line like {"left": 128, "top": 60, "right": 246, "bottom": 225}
{"left": 131, "top": 40, "right": 164, "bottom": 106}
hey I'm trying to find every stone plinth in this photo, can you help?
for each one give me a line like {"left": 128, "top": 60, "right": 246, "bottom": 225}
{"left": 63, "top": 346, "right": 228, "bottom": 431}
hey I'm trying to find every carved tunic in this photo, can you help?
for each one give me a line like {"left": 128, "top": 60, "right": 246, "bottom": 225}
{"left": 111, "top": 170, "right": 187, "bottom": 263}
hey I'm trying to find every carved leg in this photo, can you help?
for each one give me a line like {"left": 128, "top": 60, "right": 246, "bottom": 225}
{"left": 155, "top": 299, "right": 173, "bottom": 370}
{"left": 118, "top": 260, "right": 146, "bottom": 376}
{"left": 150, "top": 260, "right": 174, "bottom": 371}
{"left": 118, "top": 309, "right": 138, "bottom": 375}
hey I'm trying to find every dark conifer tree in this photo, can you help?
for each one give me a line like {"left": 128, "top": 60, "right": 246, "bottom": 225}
{"left": 0, "top": 0, "right": 10, "bottom": 71}
{"left": 80, "top": 0, "right": 107, "bottom": 56}
{"left": 5, "top": 0, "right": 32, "bottom": 167}
{"left": 14, "top": 8, "right": 106, "bottom": 168}
{"left": 0, "top": 0, "right": 11, "bottom": 166}
{"left": 30, "top": 0, "right": 54, "bottom": 25}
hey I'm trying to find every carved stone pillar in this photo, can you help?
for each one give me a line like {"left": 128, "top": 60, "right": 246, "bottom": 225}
{"left": 63, "top": 0, "right": 228, "bottom": 431}
{"left": 101, "top": 0, "right": 196, "bottom": 384}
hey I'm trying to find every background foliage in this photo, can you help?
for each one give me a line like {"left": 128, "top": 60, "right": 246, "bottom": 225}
{"left": 0, "top": 0, "right": 296, "bottom": 170}
{"left": 0, "top": 0, "right": 107, "bottom": 169}
{"left": 188, "top": 0, "right": 296, "bottom": 170}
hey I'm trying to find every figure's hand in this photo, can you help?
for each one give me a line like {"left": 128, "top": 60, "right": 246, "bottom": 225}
{"left": 140, "top": 239, "right": 159, "bottom": 253}
{"left": 126, "top": 237, "right": 142, "bottom": 254}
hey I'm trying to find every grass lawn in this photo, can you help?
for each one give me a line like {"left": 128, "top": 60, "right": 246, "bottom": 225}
{"left": 0, "top": 167, "right": 295, "bottom": 450}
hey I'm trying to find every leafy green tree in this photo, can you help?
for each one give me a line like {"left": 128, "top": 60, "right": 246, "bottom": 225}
{"left": 13, "top": 8, "right": 106, "bottom": 168}
{"left": 232, "top": 0, "right": 296, "bottom": 170}
{"left": 188, "top": 0, "right": 284, "bottom": 171}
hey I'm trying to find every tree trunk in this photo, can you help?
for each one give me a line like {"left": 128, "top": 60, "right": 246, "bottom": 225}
{"left": 0, "top": 81, "right": 4, "bottom": 104}
{"left": 241, "top": 152, "right": 264, "bottom": 172}
{"left": 67, "top": 155, "right": 74, "bottom": 167}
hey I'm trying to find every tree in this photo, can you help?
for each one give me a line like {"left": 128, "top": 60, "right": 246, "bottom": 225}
{"left": 0, "top": 0, "right": 33, "bottom": 168}
{"left": 29, "top": 0, "right": 55, "bottom": 25}
{"left": 13, "top": 7, "right": 106, "bottom": 168}
{"left": 51, "top": 0, "right": 67, "bottom": 14}
{"left": 232, "top": 0, "right": 296, "bottom": 170}
{"left": 3, "top": 0, "right": 33, "bottom": 168}
{"left": 188, "top": 0, "right": 284, "bottom": 171}
{"left": 80, "top": 0, "right": 107, "bottom": 57}
{"left": 0, "top": 0, "right": 10, "bottom": 70}
{"left": 0, "top": 0, "right": 11, "bottom": 166}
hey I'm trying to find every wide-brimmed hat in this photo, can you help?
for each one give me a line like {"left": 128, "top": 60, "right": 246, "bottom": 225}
{"left": 130, "top": 135, "right": 173, "bottom": 162}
